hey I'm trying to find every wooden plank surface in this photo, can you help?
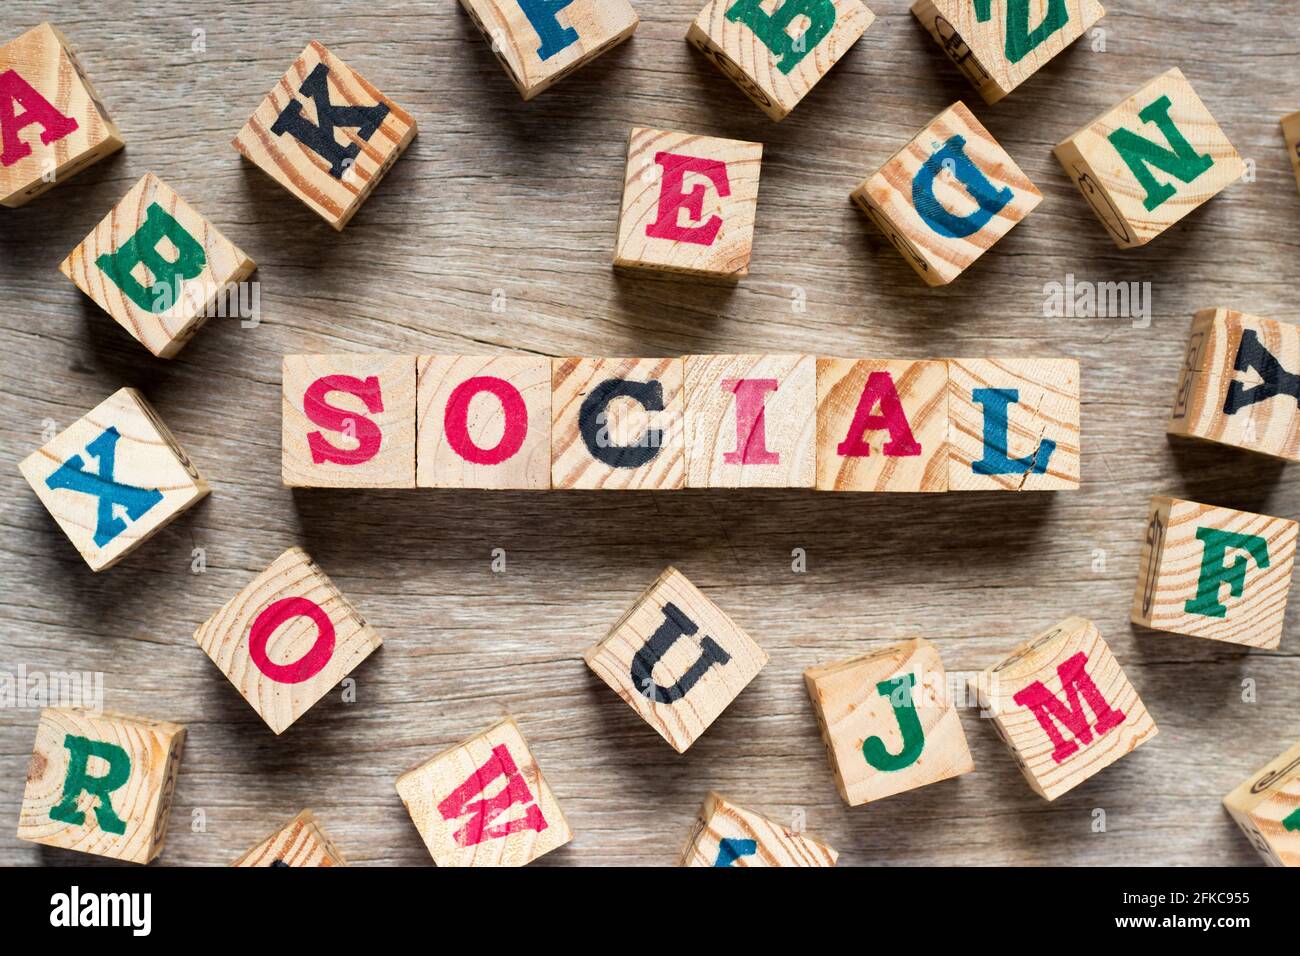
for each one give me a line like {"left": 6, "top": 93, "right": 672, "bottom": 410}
{"left": 1, "top": 0, "right": 1297, "bottom": 867}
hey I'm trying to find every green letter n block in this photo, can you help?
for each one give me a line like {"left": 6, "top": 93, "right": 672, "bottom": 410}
{"left": 49, "top": 734, "right": 132, "bottom": 835}
{"left": 1107, "top": 95, "right": 1214, "bottom": 212}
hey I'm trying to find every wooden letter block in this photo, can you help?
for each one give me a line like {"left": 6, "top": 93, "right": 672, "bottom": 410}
{"left": 684, "top": 354, "right": 815, "bottom": 488}
{"left": 976, "top": 617, "right": 1157, "bottom": 801}
{"left": 193, "top": 547, "right": 383, "bottom": 735}
{"left": 551, "top": 357, "right": 685, "bottom": 489}
{"left": 816, "top": 359, "right": 949, "bottom": 492}
{"left": 395, "top": 717, "right": 571, "bottom": 866}
{"left": 584, "top": 567, "right": 768, "bottom": 752}
{"left": 679, "top": 792, "right": 838, "bottom": 867}
{"left": 18, "top": 388, "right": 209, "bottom": 571}
{"left": 417, "top": 355, "right": 551, "bottom": 489}
{"left": 911, "top": 0, "right": 1105, "bottom": 105}
{"left": 1283, "top": 110, "right": 1300, "bottom": 196}
{"left": 283, "top": 354, "right": 417, "bottom": 488}
{"left": 1054, "top": 68, "right": 1245, "bottom": 248}
{"left": 851, "top": 102, "right": 1042, "bottom": 286}
{"left": 58, "top": 173, "right": 256, "bottom": 358}
{"left": 1132, "top": 496, "right": 1297, "bottom": 650}
{"left": 947, "top": 358, "right": 1080, "bottom": 491}
{"left": 0, "top": 23, "right": 123, "bottom": 207}
{"left": 458, "top": 0, "right": 638, "bottom": 100}
{"left": 1224, "top": 740, "right": 1300, "bottom": 867}
{"left": 1167, "top": 308, "right": 1300, "bottom": 462}
{"left": 805, "top": 638, "right": 973, "bottom": 806}
{"left": 615, "top": 127, "right": 763, "bottom": 280}
{"left": 687, "top": 0, "right": 875, "bottom": 121}
{"left": 17, "top": 708, "right": 185, "bottom": 863}
{"left": 232, "top": 42, "right": 416, "bottom": 231}
{"left": 231, "top": 810, "right": 348, "bottom": 867}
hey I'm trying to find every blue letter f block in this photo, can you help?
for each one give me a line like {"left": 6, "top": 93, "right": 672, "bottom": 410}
{"left": 44, "top": 427, "right": 164, "bottom": 548}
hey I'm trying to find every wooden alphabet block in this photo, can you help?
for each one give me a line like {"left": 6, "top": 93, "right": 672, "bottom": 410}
{"left": 585, "top": 567, "right": 768, "bottom": 752}
{"left": 816, "top": 359, "right": 949, "bottom": 492}
{"left": 1132, "top": 496, "right": 1297, "bottom": 650}
{"left": 17, "top": 708, "right": 185, "bottom": 863}
{"left": 947, "top": 358, "right": 1080, "bottom": 491}
{"left": 458, "top": 0, "right": 638, "bottom": 100}
{"left": 1224, "top": 740, "right": 1300, "bottom": 867}
{"left": 851, "top": 102, "right": 1042, "bottom": 286}
{"left": 687, "top": 0, "right": 875, "bottom": 121}
{"left": 1054, "top": 68, "right": 1245, "bottom": 248}
{"left": 0, "top": 23, "right": 123, "bottom": 207}
{"left": 282, "top": 354, "right": 417, "bottom": 488}
{"left": 193, "top": 547, "right": 383, "bottom": 735}
{"left": 232, "top": 42, "right": 416, "bottom": 231}
{"left": 18, "top": 388, "right": 209, "bottom": 571}
{"left": 679, "top": 792, "right": 838, "bottom": 867}
{"left": 551, "top": 357, "right": 685, "bottom": 489}
{"left": 395, "top": 716, "right": 570, "bottom": 866}
{"left": 58, "top": 173, "right": 256, "bottom": 358}
{"left": 911, "top": 0, "right": 1105, "bottom": 105}
{"left": 1167, "top": 308, "right": 1300, "bottom": 462}
{"left": 684, "top": 354, "right": 815, "bottom": 488}
{"left": 231, "top": 809, "right": 347, "bottom": 867}
{"left": 976, "top": 617, "right": 1157, "bottom": 801}
{"left": 1284, "top": 111, "right": 1300, "bottom": 196}
{"left": 416, "top": 355, "right": 551, "bottom": 489}
{"left": 805, "top": 638, "right": 973, "bottom": 806}
{"left": 615, "top": 127, "right": 763, "bottom": 280}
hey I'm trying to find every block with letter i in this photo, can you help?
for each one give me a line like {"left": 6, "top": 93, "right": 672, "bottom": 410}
{"left": 911, "top": 1, "right": 1105, "bottom": 105}
{"left": 976, "top": 617, "right": 1157, "bottom": 801}
{"left": 1132, "top": 496, "right": 1297, "bottom": 650}
{"left": 283, "top": 355, "right": 417, "bottom": 488}
{"left": 1224, "top": 740, "right": 1300, "bottom": 867}
{"left": 0, "top": 23, "right": 123, "bottom": 207}
{"left": 679, "top": 792, "right": 838, "bottom": 867}
{"left": 688, "top": 0, "right": 875, "bottom": 121}
{"left": 17, "top": 708, "right": 185, "bottom": 863}
{"left": 1167, "top": 308, "right": 1300, "bottom": 462}
{"left": 1054, "top": 68, "right": 1244, "bottom": 248}
{"left": 232, "top": 42, "right": 416, "bottom": 230}
{"left": 615, "top": 127, "right": 762, "bottom": 280}
{"left": 232, "top": 810, "right": 348, "bottom": 866}
{"left": 805, "top": 638, "right": 973, "bottom": 806}
{"left": 59, "top": 173, "right": 256, "bottom": 358}
{"left": 851, "top": 102, "right": 1042, "bottom": 286}
{"left": 395, "top": 717, "right": 571, "bottom": 867}
{"left": 18, "top": 388, "right": 209, "bottom": 571}
{"left": 458, "top": 0, "right": 639, "bottom": 100}
{"left": 193, "top": 547, "right": 383, "bottom": 735}
{"left": 585, "top": 567, "right": 768, "bottom": 752}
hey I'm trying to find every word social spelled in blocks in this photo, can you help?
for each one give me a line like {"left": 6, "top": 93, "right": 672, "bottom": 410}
{"left": 1054, "top": 68, "right": 1244, "bottom": 248}
{"left": 912, "top": 1, "right": 1105, "bottom": 105}
{"left": 688, "top": 0, "right": 875, "bottom": 121}
{"left": 233, "top": 42, "right": 416, "bottom": 230}
{"left": 1132, "top": 497, "right": 1297, "bottom": 650}
{"left": 615, "top": 128, "right": 762, "bottom": 280}
{"left": 1224, "top": 739, "right": 1300, "bottom": 867}
{"left": 231, "top": 809, "right": 348, "bottom": 867}
{"left": 806, "top": 638, "right": 973, "bottom": 806}
{"left": 585, "top": 567, "right": 768, "bottom": 752}
{"left": 17, "top": 708, "right": 185, "bottom": 863}
{"left": 0, "top": 23, "right": 123, "bottom": 207}
{"left": 396, "top": 717, "right": 571, "bottom": 866}
{"left": 1168, "top": 308, "right": 1300, "bottom": 462}
{"left": 193, "top": 547, "right": 383, "bottom": 735}
{"left": 19, "top": 388, "right": 209, "bottom": 571}
{"left": 1283, "top": 110, "right": 1300, "bottom": 196}
{"left": 679, "top": 792, "right": 838, "bottom": 867}
{"left": 283, "top": 355, "right": 417, "bottom": 488}
{"left": 852, "top": 102, "right": 1042, "bottom": 286}
{"left": 977, "top": 617, "right": 1157, "bottom": 800}
{"left": 59, "top": 173, "right": 256, "bottom": 358}
{"left": 459, "top": 0, "right": 638, "bottom": 100}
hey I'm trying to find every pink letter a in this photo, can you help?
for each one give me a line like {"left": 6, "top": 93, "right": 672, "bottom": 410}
{"left": 835, "top": 371, "right": 922, "bottom": 458}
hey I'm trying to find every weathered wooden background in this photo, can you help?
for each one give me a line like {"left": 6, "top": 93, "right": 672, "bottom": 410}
{"left": 1, "top": 0, "right": 1297, "bottom": 867}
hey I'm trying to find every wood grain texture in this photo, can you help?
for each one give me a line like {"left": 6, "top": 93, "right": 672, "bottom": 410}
{"left": 678, "top": 790, "right": 839, "bottom": 866}
{"left": 1284, "top": 111, "right": 1300, "bottom": 196}
{"left": 230, "top": 808, "right": 347, "bottom": 866}
{"left": 1223, "top": 738, "right": 1300, "bottom": 867}
{"left": 0, "top": 0, "right": 1298, "bottom": 867}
